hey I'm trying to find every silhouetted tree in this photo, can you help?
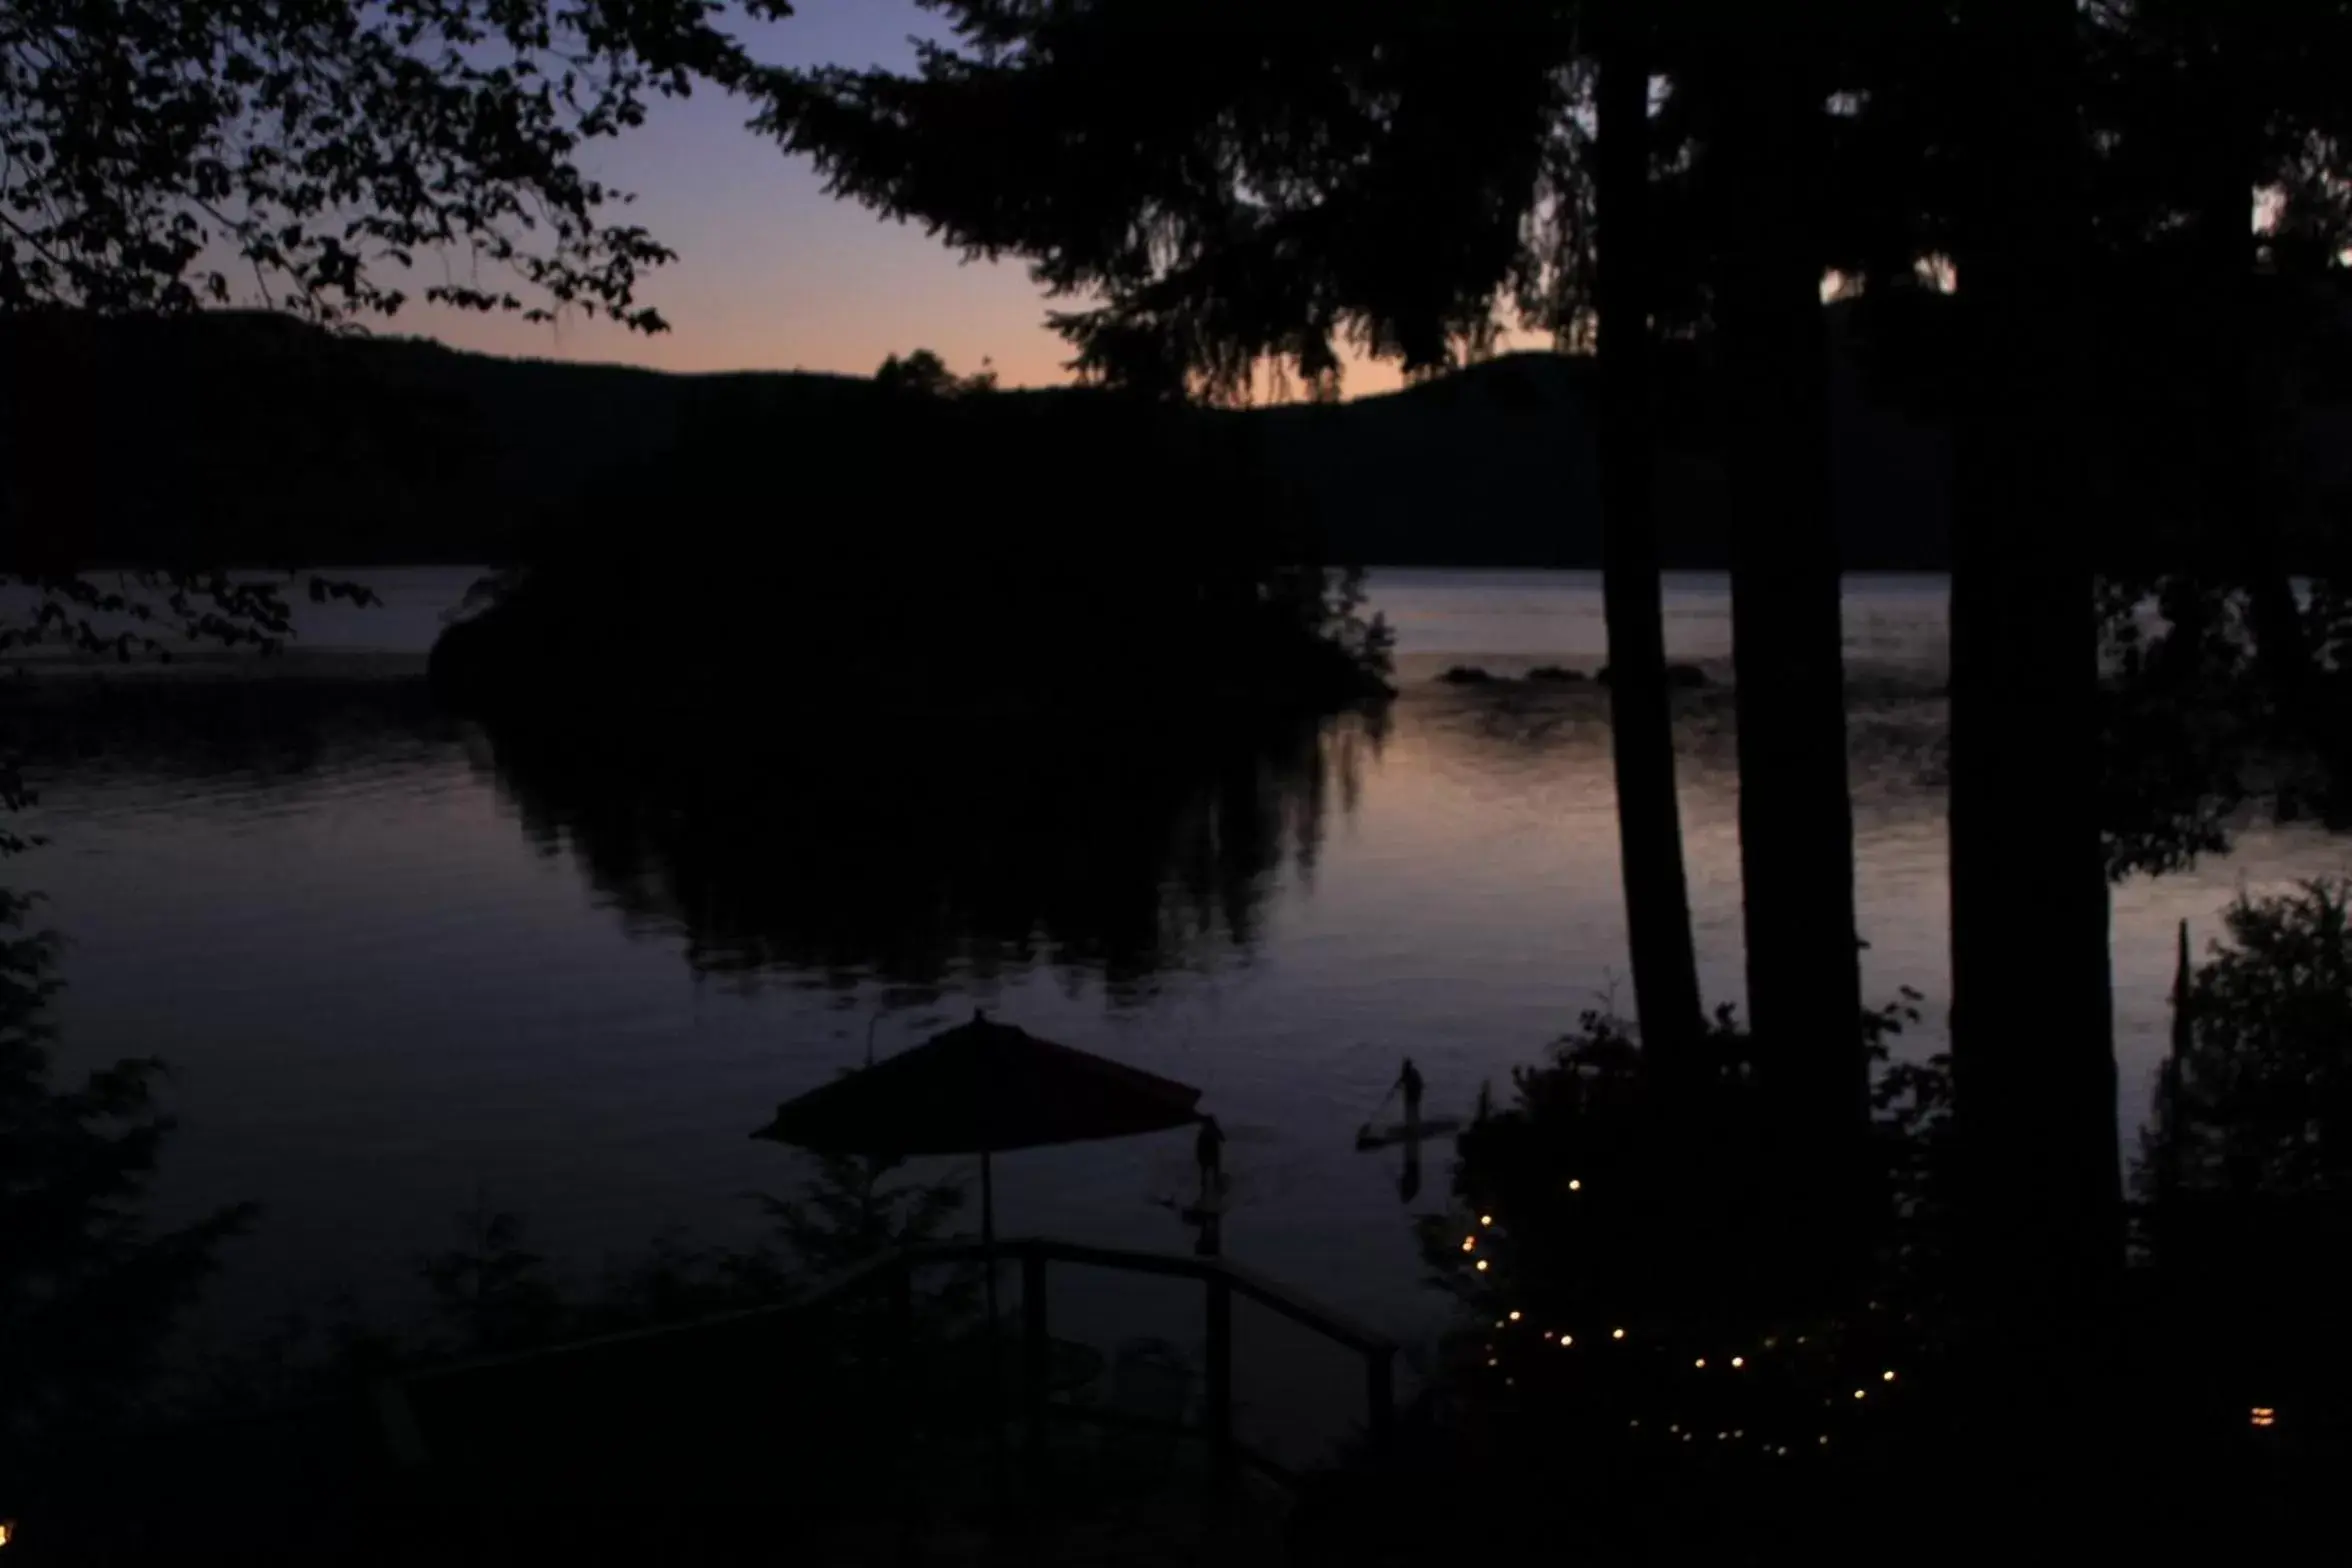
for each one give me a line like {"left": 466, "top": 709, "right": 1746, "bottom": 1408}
{"left": 429, "top": 373, "right": 1397, "bottom": 729}
{"left": 0, "top": 0, "right": 766, "bottom": 327}
{"left": 2081, "top": 1, "right": 2352, "bottom": 852}
{"left": 1689, "top": 12, "right": 1866, "bottom": 1187}
{"left": 1944, "top": 0, "right": 2120, "bottom": 1391}
{"left": 875, "top": 348, "right": 998, "bottom": 398}
{"left": 2136, "top": 883, "right": 2352, "bottom": 1449}
{"left": 1594, "top": 6, "right": 1705, "bottom": 1068}
{"left": 765, "top": 3, "right": 1717, "bottom": 1061}
{"left": 3, "top": 0, "right": 774, "bottom": 661}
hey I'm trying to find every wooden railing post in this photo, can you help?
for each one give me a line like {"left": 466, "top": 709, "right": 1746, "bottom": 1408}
{"left": 1366, "top": 1345, "right": 1396, "bottom": 1463}
{"left": 1205, "top": 1265, "right": 1234, "bottom": 1481}
{"left": 1022, "top": 1247, "right": 1051, "bottom": 1487}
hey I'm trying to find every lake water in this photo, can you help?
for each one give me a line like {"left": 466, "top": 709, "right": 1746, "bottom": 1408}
{"left": 9, "top": 566, "right": 2342, "bottom": 1455}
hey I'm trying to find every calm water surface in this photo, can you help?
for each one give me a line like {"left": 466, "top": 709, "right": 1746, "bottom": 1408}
{"left": 11, "top": 567, "right": 2343, "bottom": 1443}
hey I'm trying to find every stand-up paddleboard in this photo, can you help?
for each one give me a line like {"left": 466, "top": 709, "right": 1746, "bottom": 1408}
{"left": 1150, "top": 1173, "right": 1238, "bottom": 1224}
{"left": 1354, "top": 1117, "right": 1463, "bottom": 1151}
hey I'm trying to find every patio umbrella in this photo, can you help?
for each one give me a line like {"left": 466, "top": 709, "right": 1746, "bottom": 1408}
{"left": 751, "top": 1010, "right": 1206, "bottom": 1286}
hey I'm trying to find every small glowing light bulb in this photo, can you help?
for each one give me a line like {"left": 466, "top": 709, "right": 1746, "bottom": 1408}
{"left": 1475, "top": 1259, "right": 1489, "bottom": 1272}
{"left": 1731, "top": 1356, "right": 1745, "bottom": 1369}
{"left": 1612, "top": 1328, "right": 1625, "bottom": 1340}
{"left": 1542, "top": 1330, "right": 1554, "bottom": 1340}
{"left": 1461, "top": 1237, "right": 1476, "bottom": 1252}
{"left": 1819, "top": 1435, "right": 1830, "bottom": 1446}
{"left": 1480, "top": 1214, "right": 1494, "bottom": 1226}
{"left": 1560, "top": 1335, "right": 1573, "bottom": 1348}
{"left": 1882, "top": 1370, "right": 1896, "bottom": 1383}
{"left": 1568, "top": 1179, "right": 1582, "bottom": 1191}
{"left": 1853, "top": 1389, "right": 1866, "bottom": 1400}
{"left": 1694, "top": 1358, "right": 1706, "bottom": 1369}
{"left": 1509, "top": 1310, "right": 1522, "bottom": 1321}
{"left": 1487, "top": 1357, "right": 1499, "bottom": 1368}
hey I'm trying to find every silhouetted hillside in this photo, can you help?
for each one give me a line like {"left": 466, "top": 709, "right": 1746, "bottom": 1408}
{"left": 4, "top": 306, "right": 1956, "bottom": 571}
{"left": 1253, "top": 305, "right": 1955, "bottom": 568}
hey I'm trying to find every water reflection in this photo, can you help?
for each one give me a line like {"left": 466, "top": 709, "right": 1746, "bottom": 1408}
{"left": 1, "top": 673, "right": 455, "bottom": 803}
{"left": 468, "top": 709, "right": 1388, "bottom": 996}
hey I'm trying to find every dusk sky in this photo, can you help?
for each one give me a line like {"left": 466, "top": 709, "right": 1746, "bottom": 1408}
{"left": 411, "top": 1, "right": 1428, "bottom": 397}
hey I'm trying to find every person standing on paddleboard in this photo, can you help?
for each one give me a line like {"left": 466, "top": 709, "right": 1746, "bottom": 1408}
{"left": 1194, "top": 1114, "right": 1225, "bottom": 1205}
{"left": 1192, "top": 1115, "right": 1226, "bottom": 1257}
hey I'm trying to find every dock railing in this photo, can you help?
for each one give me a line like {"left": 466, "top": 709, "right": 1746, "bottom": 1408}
{"left": 377, "top": 1236, "right": 1400, "bottom": 1492}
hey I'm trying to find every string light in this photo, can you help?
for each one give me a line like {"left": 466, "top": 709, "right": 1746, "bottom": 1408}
{"left": 1730, "top": 1357, "right": 1745, "bottom": 1369}
{"left": 1480, "top": 1214, "right": 1494, "bottom": 1226}
{"left": 1461, "top": 1236, "right": 1476, "bottom": 1252}
{"left": 1818, "top": 1435, "right": 1830, "bottom": 1445}
{"left": 2251, "top": 1407, "right": 2277, "bottom": 1428}
{"left": 1882, "top": 1370, "right": 1896, "bottom": 1383}
{"left": 1508, "top": 1310, "right": 1521, "bottom": 1321}
{"left": 1568, "top": 1179, "right": 1582, "bottom": 1191}
{"left": 1476, "top": 1260, "right": 1489, "bottom": 1272}
{"left": 1612, "top": 1328, "right": 1625, "bottom": 1340}
{"left": 1542, "top": 1331, "right": 1554, "bottom": 1340}
{"left": 1694, "top": 1358, "right": 1706, "bottom": 1369}
{"left": 1853, "top": 1389, "right": 1866, "bottom": 1401}
{"left": 1560, "top": 1335, "right": 1573, "bottom": 1348}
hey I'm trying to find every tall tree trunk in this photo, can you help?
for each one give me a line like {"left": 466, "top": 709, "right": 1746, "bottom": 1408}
{"left": 1949, "top": 0, "right": 2120, "bottom": 1388}
{"left": 2191, "top": 26, "right": 2310, "bottom": 722}
{"left": 1709, "top": 35, "right": 1868, "bottom": 1199}
{"left": 1596, "top": 21, "right": 1704, "bottom": 1069}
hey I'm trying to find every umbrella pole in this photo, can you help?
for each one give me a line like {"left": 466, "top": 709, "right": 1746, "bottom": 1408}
{"left": 981, "top": 1148, "right": 999, "bottom": 1326}
{"left": 982, "top": 1148, "right": 1009, "bottom": 1488}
